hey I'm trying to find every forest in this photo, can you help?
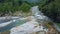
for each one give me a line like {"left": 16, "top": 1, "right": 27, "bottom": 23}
{"left": 0, "top": 0, "right": 60, "bottom": 23}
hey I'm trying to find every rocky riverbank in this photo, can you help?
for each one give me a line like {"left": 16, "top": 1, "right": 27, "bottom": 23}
{"left": 10, "top": 16, "right": 58, "bottom": 34}
{"left": 0, "top": 16, "right": 58, "bottom": 34}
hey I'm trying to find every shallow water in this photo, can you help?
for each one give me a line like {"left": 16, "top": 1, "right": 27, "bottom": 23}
{"left": 0, "top": 19, "right": 26, "bottom": 32}
{"left": 0, "top": 19, "right": 12, "bottom": 24}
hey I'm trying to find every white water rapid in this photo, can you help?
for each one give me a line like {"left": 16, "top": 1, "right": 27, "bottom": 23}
{"left": 10, "top": 6, "right": 49, "bottom": 34}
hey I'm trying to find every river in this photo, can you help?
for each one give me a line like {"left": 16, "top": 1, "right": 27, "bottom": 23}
{"left": 0, "top": 17, "right": 26, "bottom": 32}
{"left": 0, "top": 6, "right": 60, "bottom": 34}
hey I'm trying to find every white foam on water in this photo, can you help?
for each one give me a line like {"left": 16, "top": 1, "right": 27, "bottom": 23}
{"left": 0, "top": 20, "right": 16, "bottom": 28}
{"left": 10, "top": 6, "right": 49, "bottom": 34}
{"left": 10, "top": 19, "right": 48, "bottom": 34}
{"left": 31, "top": 6, "right": 47, "bottom": 20}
